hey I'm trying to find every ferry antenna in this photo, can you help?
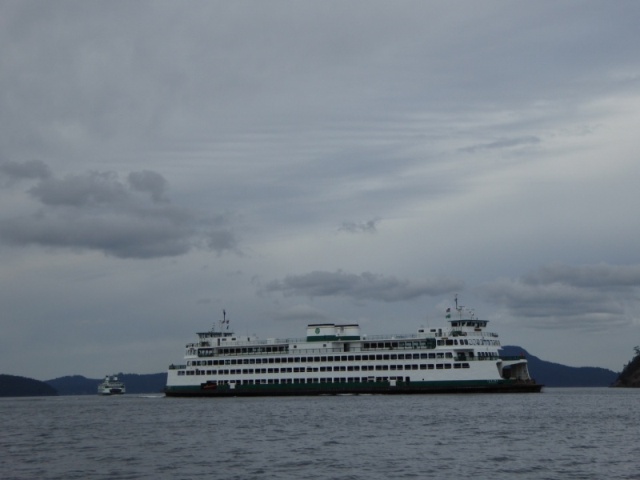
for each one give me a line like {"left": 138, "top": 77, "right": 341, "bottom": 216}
{"left": 212, "top": 309, "right": 229, "bottom": 332}
{"left": 454, "top": 294, "right": 465, "bottom": 319}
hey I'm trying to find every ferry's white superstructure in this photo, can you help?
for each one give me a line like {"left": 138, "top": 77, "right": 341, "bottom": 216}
{"left": 98, "top": 375, "right": 126, "bottom": 395}
{"left": 165, "top": 304, "right": 541, "bottom": 397}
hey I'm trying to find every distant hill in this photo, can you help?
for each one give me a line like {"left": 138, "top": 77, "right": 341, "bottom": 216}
{"left": 0, "top": 374, "right": 58, "bottom": 397}
{"left": 45, "top": 375, "right": 99, "bottom": 395}
{"left": 501, "top": 346, "right": 618, "bottom": 387}
{"left": 46, "top": 373, "right": 166, "bottom": 395}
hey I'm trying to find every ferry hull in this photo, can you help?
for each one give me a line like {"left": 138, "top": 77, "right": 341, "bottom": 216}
{"left": 100, "top": 388, "right": 124, "bottom": 395}
{"left": 165, "top": 380, "right": 542, "bottom": 397}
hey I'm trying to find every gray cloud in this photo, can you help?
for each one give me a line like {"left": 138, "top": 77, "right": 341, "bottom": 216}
{"left": 264, "top": 270, "right": 463, "bottom": 302}
{"left": 128, "top": 170, "right": 169, "bottom": 203}
{"left": 0, "top": 159, "right": 52, "bottom": 182}
{"left": 29, "top": 171, "right": 128, "bottom": 207}
{"left": 338, "top": 218, "right": 379, "bottom": 234}
{"left": 206, "top": 229, "right": 239, "bottom": 255}
{"left": 460, "top": 136, "right": 541, "bottom": 153}
{"left": 522, "top": 263, "right": 640, "bottom": 288}
{"left": 0, "top": 161, "right": 238, "bottom": 259}
{"left": 0, "top": 211, "right": 193, "bottom": 259}
{"left": 480, "top": 263, "right": 640, "bottom": 330}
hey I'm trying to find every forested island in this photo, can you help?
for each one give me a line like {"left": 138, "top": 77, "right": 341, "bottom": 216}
{"left": 611, "top": 347, "right": 640, "bottom": 388}
{"left": 0, "top": 374, "right": 58, "bottom": 397}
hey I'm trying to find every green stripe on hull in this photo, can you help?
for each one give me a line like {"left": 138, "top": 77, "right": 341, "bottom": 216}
{"left": 165, "top": 379, "right": 542, "bottom": 397}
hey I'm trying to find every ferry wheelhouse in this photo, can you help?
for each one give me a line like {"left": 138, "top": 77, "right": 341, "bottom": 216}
{"left": 165, "top": 303, "right": 542, "bottom": 397}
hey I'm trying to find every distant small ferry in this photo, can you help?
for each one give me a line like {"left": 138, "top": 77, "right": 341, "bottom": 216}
{"left": 98, "top": 375, "right": 126, "bottom": 395}
{"left": 164, "top": 299, "right": 542, "bottom": 397}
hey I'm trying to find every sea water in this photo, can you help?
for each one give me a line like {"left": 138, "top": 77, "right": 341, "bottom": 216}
{"left": 1, "top": 388, "right": 638, "bottom": 480}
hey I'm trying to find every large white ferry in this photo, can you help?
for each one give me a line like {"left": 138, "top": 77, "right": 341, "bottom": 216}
{"left": 165, "top": 300, "right": 542, "bottom": 397}
{"left": 98, "top": 375, "right": 126, "bottom": 395}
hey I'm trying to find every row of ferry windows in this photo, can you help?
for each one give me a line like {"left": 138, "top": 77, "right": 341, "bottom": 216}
{"left": 178, "top": 363, "right": 471, "bottom": 375}
{"left": 207, "top": 377, "right": 420, "bottom": 385}
{"left": 364, "top": 339, "right": 499, "bottom": 348}
{"left": 363, "top": 340, "right": 435, "bottom": 349}
{"left": 440, "top": 338, "right": 500, "bottom": 346}
{"left": 189, "top": 352, "right": 459, "bottom": 366}
{"left": 195, "top": 339, "right": 499, "bottom": 357}
{"left": 203, "top": 341, "right": 438, "bottom": 356}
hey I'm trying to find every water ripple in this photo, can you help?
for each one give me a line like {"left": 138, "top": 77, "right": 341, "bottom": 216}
{"left": 1, "top": 389, "right": 639, "bottom": 479}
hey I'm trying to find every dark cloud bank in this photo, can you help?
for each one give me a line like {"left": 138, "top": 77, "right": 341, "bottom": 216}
{"left": 481, "top": 263, "right": 640, "bottom": 330}
{"left": 0, "top": 160, "right": 238, "bottom": 259}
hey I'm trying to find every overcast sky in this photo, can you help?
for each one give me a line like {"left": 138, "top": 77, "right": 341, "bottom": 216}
{"left": 2, "top": 1, "right": 640, "bottom": 380}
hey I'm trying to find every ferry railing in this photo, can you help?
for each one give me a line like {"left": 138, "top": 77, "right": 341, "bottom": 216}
{"left": 186, "top": 331, "right": 498, "bottom": 349}
{"left": 194, "top": 343, "right": 442, "bottom": 355}
{"left": 187, "top": 348, "right": 504, "bottom": 362}
{"left": 191, "top": 340, "right": 504, "bottom": 355}
{"left": 172, "top": 354, "right": 504, "bottom": 370}
{"left": 194, "top": 342, "right": 501, "bottom": 356}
